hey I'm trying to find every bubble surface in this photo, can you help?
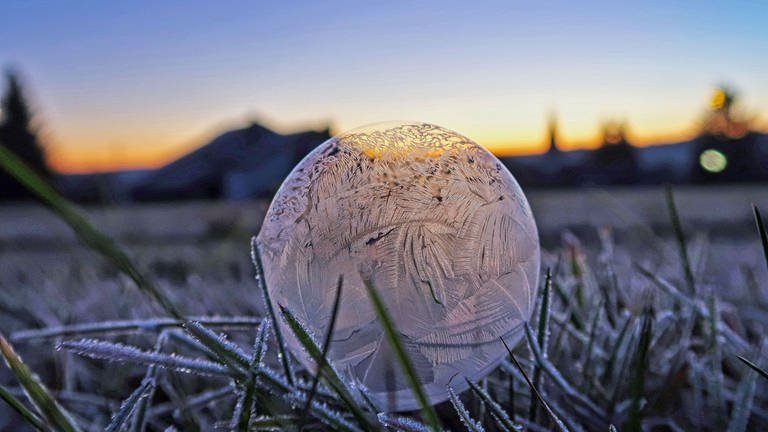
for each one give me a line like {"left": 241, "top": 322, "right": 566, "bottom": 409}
{"left": 257, "top": 122, "right": 540, "bottom": 411}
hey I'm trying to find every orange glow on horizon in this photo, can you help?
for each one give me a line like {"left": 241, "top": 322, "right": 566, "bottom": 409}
{"left": 48, "top": 139, "right": 204, "bottom": 174}
{"left": 47, "top": 124, "right": 703, "bottom": 174}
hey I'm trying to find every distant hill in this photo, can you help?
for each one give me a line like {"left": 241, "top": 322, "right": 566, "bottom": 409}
{"left": 130, "top": 122, "right": 331, "bottom": 201}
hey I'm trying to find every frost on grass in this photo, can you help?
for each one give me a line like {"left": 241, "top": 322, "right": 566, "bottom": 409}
{"left": 257, "top": 122, "right": 540, "bottom": 410}
{"left": 59, "top": 339, "right": 231, "bottom": 376}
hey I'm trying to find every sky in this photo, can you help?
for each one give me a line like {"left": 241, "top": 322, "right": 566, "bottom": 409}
{"left": 1, "top": 1, "right": 767, "bottom": 173}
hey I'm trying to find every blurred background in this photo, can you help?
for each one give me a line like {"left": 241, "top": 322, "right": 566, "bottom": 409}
{"left": 0, "top": 1, "right": 766, "bottom": 204}
{"left": 1, "top": 3, "right": 768, "bottom": 429}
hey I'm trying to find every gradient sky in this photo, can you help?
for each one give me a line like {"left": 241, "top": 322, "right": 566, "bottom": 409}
{"left": 1, "top": 1, "right": 767, "bottom": 173}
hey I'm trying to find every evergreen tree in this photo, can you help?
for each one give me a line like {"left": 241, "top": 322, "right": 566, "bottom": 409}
{"left": 0, "top": 70, "right": 51, "bottom": 200}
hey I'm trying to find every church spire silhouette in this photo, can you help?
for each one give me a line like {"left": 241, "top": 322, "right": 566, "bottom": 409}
{"left": 546, "top": 110, "right": 559, "bottom": 154}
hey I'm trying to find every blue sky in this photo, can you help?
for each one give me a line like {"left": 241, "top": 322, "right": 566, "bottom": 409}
{"left": 1, "top": 1, "right": 766, "bottom": 171}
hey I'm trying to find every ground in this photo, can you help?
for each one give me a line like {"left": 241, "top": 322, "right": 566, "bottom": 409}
{"left": 1, "top": 185, "right": 766, "bottom": 430}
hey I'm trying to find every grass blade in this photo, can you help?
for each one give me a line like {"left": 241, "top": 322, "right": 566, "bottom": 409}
{"left": 304, "top": 275, "right": 344, "bottom": 414}
{"left": 233, "top": 320, "right": 272, "bottom": 431}
{"left": 601, "top": 314, "right": 635, "bottom": 384}
{"left": 11, "top": 316, "right": 261, "bottom": 342}
{"left": 59, "top": 338, "right": 231, "bottom": 377}
{"left": 360, "top": 273, "right": 441, "bottom": 432}
{"left": 0, "top": 143, "right": 183, "bottom": 319}
{"left": 130, "top": 334, "right": 166, "bottom": 432}
{"left": 447, "top": 385, "right": 486, "bottom": 432}
{"left": 522, "top": 325, "right": 605, "bottom": 423}
{"left": 248, "top": 414, "right": 302, "bottom": 429}
{"left": 251, "top": 237, "right": 295, "bottom": 385}
{"left": 232, "top": 319, "right": 270, "bottom": 431}
{"left": 0, "top": 332, "right": 82, "bottom": 432}
{"left": 377, "top": 413, "right": 431, "bottom": 432}
{"left": 581, "top": 301, "right": 603, "bottom": 394}
{"left": 736, "top": 356, "right": 768, "bottom": 380}
{"left": 279, "top": 304, "right": 374, "bottom": 430}
{"left": 464, "top": 378, "right": 520, "bottom": 432}
{"left": 252, "top": 318, "right": 271, "bottom": 365}
{"left": 233, "top": 384, "right": 256, "bottom": 432}
{"left": 530, "top": 269, "right": 552, "bottom": 423}
{"left": 284, "top": 391, "right": 363, "bottom": 432}
{"left": 129, "top": 366, "right": 159, "bottom": 432}
{"left": 182, "top": 321, "right": 250, "bottom": 374}
{"left": 664, "top": 185, "right": 695, "bottom": 294}
{"left": 105, "top": 379, "right": 154, "bottom": 432}
{"left": 502, "top": 338, "right": 567, "bottom": 432}
{"left": 623, "top": 308, "right": 654, "bottom": 432}
{"left": 706, "top": 295, "right": 725, "bottom": 422}
{"left": 753, "top": 205, "right": 768, "bottom": 271}
{"left": 0, "top": 385, "right": 49, "bottom": 431}
{"left": 726, "top": 357, "right": 760, "bottom": 432}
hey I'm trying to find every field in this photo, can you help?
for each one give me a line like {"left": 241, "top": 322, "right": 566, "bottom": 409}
{"left": 1, "top": 185, "right": 767, "bottom": 431}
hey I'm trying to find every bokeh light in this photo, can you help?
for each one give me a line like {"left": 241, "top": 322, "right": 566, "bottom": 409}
{"left": 699, "top": 148, "right": 728, "bottom": 173}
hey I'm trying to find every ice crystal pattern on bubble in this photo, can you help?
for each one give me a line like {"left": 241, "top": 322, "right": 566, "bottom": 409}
{"left": 257, "top": 122, "right": 540, "bottom": 411}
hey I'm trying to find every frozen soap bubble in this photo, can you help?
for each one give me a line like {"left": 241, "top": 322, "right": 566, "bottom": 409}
{"left": 256, "top": 122, "right": 540, "bottom": 411}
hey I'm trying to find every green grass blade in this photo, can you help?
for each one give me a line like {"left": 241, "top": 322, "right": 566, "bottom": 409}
{"left": 753, "top": 205, "right": 768, "bottom": 271}
{"left": 623, "top": 308, "right": 653, "bottom": 432}
{"left": 233, "top": 375, "right": 258, "bottom": 431}
{"left": 0, "top": 333, "right": 82, "bottom": 432}
{"left": 233, "top": 382, "right": 257, "bottom": 432}
{"left": 251, "top": 237, "right": 295, "bottom": 386}
{"left": 233, "top": 319, "right": 271, "bottom": 431}
{"left": 736, "top": 356, "right": 768, "bottom": 380}
{"left": 530, "top": 268, "right": 552, "bottom": 423}
{"left": 502, "top": 338, "right": 567, "bottom": 432}
{"left": 360, "top": 274, "right": 441, "bottom": 432}
{"left": 182, "top": 321, "right": 250, "bottom": 373}
{"left": 463, "top": 378, "right": 519, "bottom": 432}
{"left": 447, "top": 385, "right": 486, "bottom": 432}
{"left": 279, "top": 304, "right": 375, "bottom": 430}
{"left": 0, "top": 143, "right": 183, "bottom": 319}
{"left": 304, "top": 275, "right": 343, "bottom": 414}
{"left": 0, "top": 384, "right": 49, "bottom": 432}
{"left": 664, "top": 185, "right": 696, "bottom": 294}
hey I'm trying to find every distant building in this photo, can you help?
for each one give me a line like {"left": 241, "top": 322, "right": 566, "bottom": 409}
{"left": 501, "top": 130, "right": 766, "bottom": 188}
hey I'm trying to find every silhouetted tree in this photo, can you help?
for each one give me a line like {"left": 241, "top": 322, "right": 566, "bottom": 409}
{"left": 701, "top": 86, "right": 749, "bottom": 139}
{"left": 691, "top": 86, "right": 761, "bottom": 183}
{"left": 591, "top": 121, "right": 638, "bottom": 184}
{"left": 0, "top": 71, "right": 51, "bottom": 200}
